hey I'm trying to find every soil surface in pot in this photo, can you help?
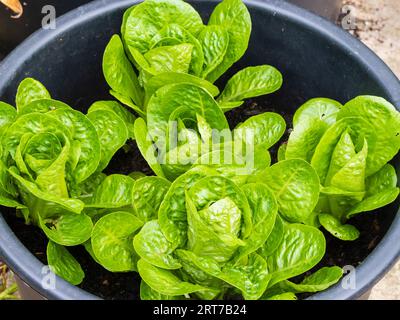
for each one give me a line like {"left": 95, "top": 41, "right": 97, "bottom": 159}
{"left": 3, "top": 97, "right": 398, "bottom": 300}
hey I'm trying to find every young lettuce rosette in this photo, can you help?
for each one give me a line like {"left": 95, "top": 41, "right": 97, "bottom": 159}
{"left": 0, "top": 78, "right": 137, "bottom": 284}
{"left": 283, "top": 96, "right": 400, "bottom": 240}
{"left": 134, "top": 162, "right": 342, "bottom": 300}
{"left": 102, "top": 0, "right": 283, "bottom": 118}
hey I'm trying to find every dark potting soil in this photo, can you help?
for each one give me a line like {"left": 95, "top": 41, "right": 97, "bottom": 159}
{"left": 2, "top": 97, "right": 399, "bottom": 300}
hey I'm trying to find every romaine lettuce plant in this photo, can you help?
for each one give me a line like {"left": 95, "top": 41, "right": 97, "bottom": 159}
{"left": 284, "top": 97, "right": 400, "bottom": 240}
{"left": 102, "top": 0, "right": 284, "bottom": 182}
{"left": 0, "top": 0, "right": 399, "bottom": 301}
{"left": 0, "top": 78, "right": 134, "bottom": 283}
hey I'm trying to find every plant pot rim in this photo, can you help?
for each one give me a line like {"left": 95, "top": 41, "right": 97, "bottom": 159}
{"left": 0, "top": 0, "right": 399, "bottom": 300}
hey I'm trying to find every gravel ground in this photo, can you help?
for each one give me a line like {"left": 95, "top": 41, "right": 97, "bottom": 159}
{"left": 342, "top": 0, "right": 400, "bottom": 300}
{"left": 0, "top": 262, "right": 18, "bottom": 300}
{"left": 343, "top": 0, "right": 400, "bottom": 76}
{"left": 0, "top": 0, "right": 399, "bottom": 301}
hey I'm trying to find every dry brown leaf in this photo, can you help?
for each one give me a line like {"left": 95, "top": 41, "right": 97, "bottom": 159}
{"left": 0, "top": 0, "right": 23, "bottom": 18}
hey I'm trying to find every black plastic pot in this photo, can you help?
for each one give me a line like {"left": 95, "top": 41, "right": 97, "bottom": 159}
{"left": 0, "top": 0, "right": 93, "bottom": 58}
{"left": 0, "top": 0, "right": 342, "bottom": 59}
{"left": 0, "top": 0, "right": 399, "bottom": 300}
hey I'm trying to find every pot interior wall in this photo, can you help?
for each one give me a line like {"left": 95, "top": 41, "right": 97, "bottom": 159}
{"left": 0, "top": 0, "right": 399, "bottom": 299}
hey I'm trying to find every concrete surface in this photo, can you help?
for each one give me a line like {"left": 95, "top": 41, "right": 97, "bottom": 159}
{"left": 343, "top": 0, "right": 400, "bottom": 76}
{"left": 342, "top": 0, "right": 400, "bottom": 300}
